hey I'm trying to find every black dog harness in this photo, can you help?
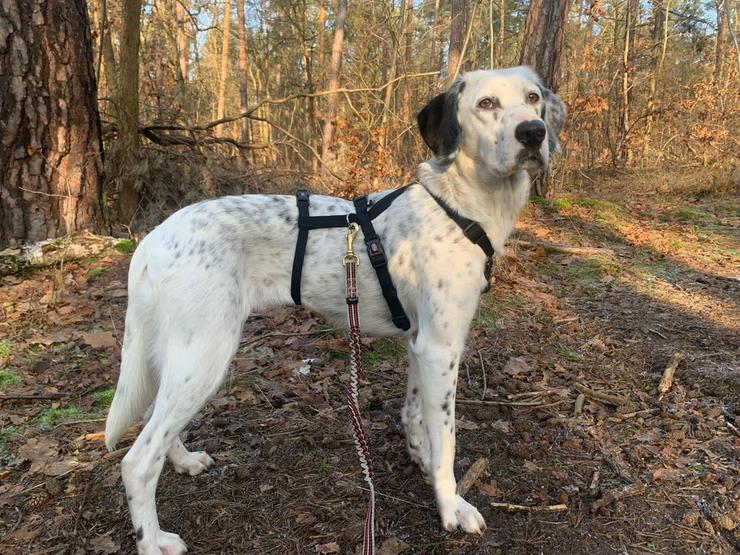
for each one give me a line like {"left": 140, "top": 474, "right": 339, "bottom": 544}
{"left": 290, "top": 184, "right": 496, "bottom": 331}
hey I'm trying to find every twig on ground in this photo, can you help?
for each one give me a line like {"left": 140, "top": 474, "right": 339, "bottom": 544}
{"left": 457, "top": 458, "right": 489, "bottom": 497}
{"left": 0, "top": 394, "right": 66, "bottom": 401}
{"left": 238, "top": 330, "right": 326, "bottom": 349}
{"left": 574, "top": 393, "right": 586, "bottom": 416}
{"left": 478, "top": 349, "right": 487, "bottom": 400}
{"left": 514, "top": 240, "right": 615, "bottom": 257}
{"left": 573, "top": 383, "right": 626, "bottom": 406}
{"left": 457, "top": 398, "right": 544, "bottom": 407}
{"left": 590, "top": 483, "right": 646, "bottom": 513}
{"left": 658, "top": 352, "right": 685, "bottom": 397}
{"left": 491, "top": 502, "right": 568, "bottom": 513}
{"left": 602, "top": 453, "right": 634, "bottom": 483}
{"left": 608, "top": 408, "right": 660, "bottom": 423}
{"left": 589, "top": 470, "right": 601, "bottom": 495}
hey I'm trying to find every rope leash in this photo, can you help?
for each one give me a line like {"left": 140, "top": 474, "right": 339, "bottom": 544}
{"left": 343, "top": 222, "right": 376, "bottom": 555}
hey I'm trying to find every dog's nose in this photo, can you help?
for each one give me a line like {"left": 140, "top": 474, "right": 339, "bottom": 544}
{"left": 515, "top": 120, "right": 546, "bottom": 148}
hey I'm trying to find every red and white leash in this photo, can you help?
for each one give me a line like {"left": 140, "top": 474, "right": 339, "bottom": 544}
{"left": 343, "top": 222, "right": 376, "bottom": 555}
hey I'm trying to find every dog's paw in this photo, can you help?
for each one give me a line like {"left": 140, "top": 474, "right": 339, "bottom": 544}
{"left": 137, "top": 530, "right": 188, "bottom": 555}
{"left": 439, "top": 495, "right": 486, "bottom": 535}
{"left": 170, "top": 451, "right": 214, "bottom": 476}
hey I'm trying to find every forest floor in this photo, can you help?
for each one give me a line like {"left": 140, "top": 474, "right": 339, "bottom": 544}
{"left": 0, "top": 169, "right": 738, "bottom": 555}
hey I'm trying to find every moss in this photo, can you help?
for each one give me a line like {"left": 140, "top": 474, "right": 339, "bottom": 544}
{"left": 0, "top": 370, "right": 22, "bottom": 391}
{"left": 114, "top": 239, "right": 137, "bottom": 254}
{"left": 87, "top": 267, "right": 107, "bottom": 281}
{"left": 93, "top": 387, "right": 116, "bottom": 408}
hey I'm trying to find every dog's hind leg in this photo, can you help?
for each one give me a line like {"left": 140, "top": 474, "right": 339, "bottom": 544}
{"left": 168, "top": 435, "right": 214, "bottom": 476}
{"left": 121, "top": 322, "right": 241, "bottom": 555}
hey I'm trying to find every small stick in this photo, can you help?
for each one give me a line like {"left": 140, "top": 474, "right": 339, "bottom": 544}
{"left": 573, "top": 383, "right": 626, "bottom": 406}
{"left": 590, "top": 484, "right": 646, "bottom": 513}
{"left": 589, "top": 470, "right": 601, "bottom": 495}
{"left": 457, "top": 398, "right": 544, "bottom": 407}
{"left": 574, "top": 393, "right": 586, "bottom": 416}
{"left": 478, "top": 349, "right": 487, "bottom": 400}
{"left": 658, "top": 352, "right": 685, "bottom": 396}
{"left": 514, "top": 240, "right": 615, "bottom": 257}
{"left": 457, "top": 458, "right": 489, "bottom": 496}
{"left": 491, "top": 502, "right": 568, "bottom": 513}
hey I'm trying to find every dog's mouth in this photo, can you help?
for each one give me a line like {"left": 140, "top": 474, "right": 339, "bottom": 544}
{"left": 516, "top": 150, "right": 545, "bottom": 170}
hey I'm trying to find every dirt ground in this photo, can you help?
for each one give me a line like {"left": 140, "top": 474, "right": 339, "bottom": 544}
{"left": 1, "top": 169, "right": 738, "bottom": 555}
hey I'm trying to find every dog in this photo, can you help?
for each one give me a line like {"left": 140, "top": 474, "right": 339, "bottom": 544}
{"left": 105, "top": 66, "right": 566, "bottom": 554}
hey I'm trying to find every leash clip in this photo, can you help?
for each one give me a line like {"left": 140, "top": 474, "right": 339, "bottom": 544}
{"left": 343, "top": 222, "right": 361, "bottom": 266}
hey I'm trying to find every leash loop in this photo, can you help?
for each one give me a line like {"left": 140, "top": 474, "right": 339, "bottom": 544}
{"left": 343, "top": 222, "right": 376, "bottom": 555}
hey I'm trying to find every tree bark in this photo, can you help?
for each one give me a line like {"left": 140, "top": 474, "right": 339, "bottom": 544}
{"left": 236, "top": 0, "right": 250, "bottom": 147}
{"left": 0, "top": 0, "right": 104, "bottom": 247}
{"left": 175, "top": 0, "right": 190, "bottom": 83}
{"left": 401, "top": 0, "right": 414, "bottom": 128}
{"left": 448, "top": 0, "right": 467, "bottom": 85}
{"left": 217, "top": 0, "right": 232, "bottom": 122}
{"left": 518, "top": 0, "right": 571, "bottom": 90}
{"left": 320, "top": 0, "right": 348, "bottom": 172}
{"left": 380, "top": 1, "right": 403, "bottom": 149}
{"left": 644, "top": 0, "right": 670, "bottom": 162}
{"left": 117, "top": 0, "right": 141, "bottom": 223}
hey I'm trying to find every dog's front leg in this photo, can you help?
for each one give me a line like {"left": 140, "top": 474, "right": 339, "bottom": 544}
{"left": 411, "top": 338, "right": 486, "bottom": 535}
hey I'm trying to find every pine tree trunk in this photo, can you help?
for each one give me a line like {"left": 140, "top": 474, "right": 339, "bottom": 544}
{"left": 117, "top": 0, "right": 141, "bottom": 223}
{"left": 175, "top": 0, "right": 190, "bottom": 83}
{"left": 380, "top": 0, "right": 403, "bottom": 149}
{"left": 217, "top": 0, "right": 232, "bottom": 122}
{"left": 0, "top": 0, "right": 104, "bottom": 247}
{"left": 401, "top": 0, "right": 414, "bottom": 129}
{"left": 715, "top": 0, "right": 728, "bottom": 84}
{"left": 236, "top": 0, "right": 250, "bottom": 147}
{"left": 518, "top": 0, "right": 570, "bottom": 90}
{"left": 320, "top": 0, "right": 348, "bottom": 174}
{"left": 448, "top": 0, "right": 467, "bottom": 85}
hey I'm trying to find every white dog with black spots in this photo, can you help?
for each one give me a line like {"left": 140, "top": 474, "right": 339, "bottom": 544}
{"left": 105, "top": 66, "right": 566, "bottom": 554}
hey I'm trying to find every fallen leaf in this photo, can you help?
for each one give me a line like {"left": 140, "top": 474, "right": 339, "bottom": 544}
{"left": 82, "top": 331, "right": 118, "bottom": 349}
{"left": 314, "top": 542, "right": 340, "bottom": 553}
{"left": 16, "top": 437, "right": 59, "bottom": 473}
{"left": 502, "top": 357, "right": 532, "bottom": 376}
{"left": 491, "top": 419, "right": 511, "bottom": 433}
{"left": 523, "top": 460, "right": 539, "bottom": 472}
{"left": 88, "top": 534, "right": 120, "bottom": 554}
{"left": 478, "top": 481, "right": 500, "bottom": 497}
{"left": 378, "top": 537, "right": 410, "bottom": 555}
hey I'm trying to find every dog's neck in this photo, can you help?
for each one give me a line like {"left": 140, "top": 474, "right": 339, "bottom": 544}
{"left": 417, "top": 153, "right": 531, "bottom": 254}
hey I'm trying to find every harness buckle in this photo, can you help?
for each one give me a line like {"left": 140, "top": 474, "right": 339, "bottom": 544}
{"left": 365, "top": 238, "right": 387, "bottom": 268}
{"left": 462, "top": 222, "right": 486, "bottom": 245}
{"left": 343, "top": 222, "right": 361, "bottom": 266}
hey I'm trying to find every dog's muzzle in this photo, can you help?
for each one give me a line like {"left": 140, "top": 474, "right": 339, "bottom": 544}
{"left": 515, "top": 120, "right": 546, "bottom": 149}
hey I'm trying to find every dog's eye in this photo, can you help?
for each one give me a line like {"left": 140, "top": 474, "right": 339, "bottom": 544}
{"left": 527, "top": 92, "right": 540, "bottom": 104}
{"left": 477, "top": 98, "right": 498, "bottom": 110}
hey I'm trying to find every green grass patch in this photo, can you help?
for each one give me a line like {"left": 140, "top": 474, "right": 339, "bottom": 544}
{"left": 92, "top": 387, "right": 116, "bottom": 408}
{"left": 531, "top": 196, "right": 622, "bottom": 214}
{"left": 671, "top": 207, "right": 716, "bottom": 224}
{"left": 566, "top": 255, "right": 621, "bottom": 289}
{"left": 0, "top": 339, "right": 12, "bottom": 360}
{"left": 475, "top": 292, "right": 525, "bottom": 328}
{"left": 87, "top": 267, "right": 107, "bottom": 281}
{"left": 0, "top": 370, "right": 22, "bottom": 391}
{"left": 363, "top": 338, "right": 405, "bottom": 366}
{"left": 0, "top": 426, "right": 18, "bottom": 447}
{"left": 35, "top": 404, "right": 101, "bottom": 428}
{"left": 114, "top": 239, "right": 137, "bottom": 254}
{"left": 630, "top": 258, "right": 681, "bottom": 282}
{"left": 556, "top": 343, "right": 582, "bottom": 362}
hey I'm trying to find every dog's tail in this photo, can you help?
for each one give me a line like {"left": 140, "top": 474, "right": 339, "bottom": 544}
{"left": 104, "top": 257, "right": 158, "bottom": 451}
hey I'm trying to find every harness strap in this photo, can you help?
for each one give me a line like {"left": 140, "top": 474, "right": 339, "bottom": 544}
{"left": 290, "top": 187, "right": 411, "bottom": 330}
{"left": 353, "top": 195, "right": 411, "bottom": 331}
{"left": 421, "top": 188, "right": 496, "bottom": 286}
{"left": 291, "top": 190, "right": 311, "bottom": 305}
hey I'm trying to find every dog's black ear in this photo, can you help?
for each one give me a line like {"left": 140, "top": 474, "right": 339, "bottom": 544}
{"left": 539, "top": 87, "right": 567, "bottom": 154}
{"left": 417, "top": 80, "right": 465, "bottom": 163}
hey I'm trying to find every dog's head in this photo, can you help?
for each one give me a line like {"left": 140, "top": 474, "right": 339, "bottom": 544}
{"left": 417, "top": 66, "right": 566, "bottom": 176}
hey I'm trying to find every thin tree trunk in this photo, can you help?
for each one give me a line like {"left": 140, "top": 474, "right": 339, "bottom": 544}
{"left": 0, "top": 0, "right": 104, "bottom": 247}
{"left": 236, "top": 0, "right": 250, "bottom": 147}
{"left": 618, "top": 0, "right": 638, "bottom": 164}
{"left": 380, "top": 1, "right": 402, "bottom": 149}
{"left": 401, "top": 0, "right": 414, "bottom": 129}
{"left": 320, "top": 0, "right": 348, "bottom": 175}
{"left": 498, "top": 0, "right": 505, "bottom": 65}
{"left": 118, "top": 0, "right": 142, "bottom": 223}
{"left": 644, "top": 0, "right": 670, "bottom": 162}
{"left": 96, "top": 0, "right": 118, "bottom": 98}
{"left": 715, "top": 0, "right": 728, "bottom": 83}
{"left": 217, "top": 0, "right": 232, "bottom": 122}
{"left": 448, "top": 0, "right": 467, "bottom": 85}
{"left": 175, "top": 0, "right": 190, "bottom": 83}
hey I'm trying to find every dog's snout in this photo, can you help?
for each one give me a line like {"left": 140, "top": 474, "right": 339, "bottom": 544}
{"left": 515, "top": 120, "right": 546, "bottom": 148}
